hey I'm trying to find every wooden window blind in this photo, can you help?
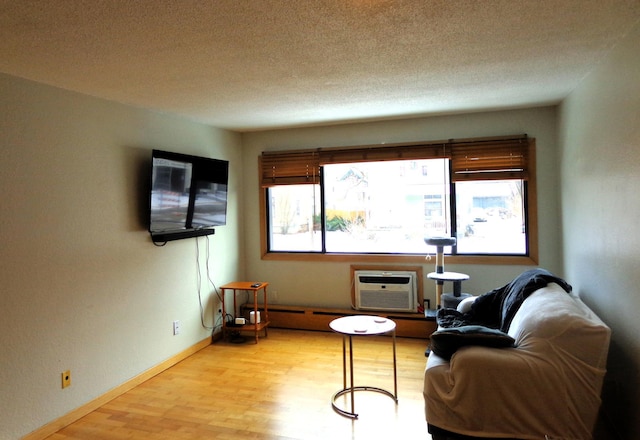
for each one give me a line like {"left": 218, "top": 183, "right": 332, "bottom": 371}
{"left": 449, "top": 135, "right": 530, "bottom": 181}
{"left": 317, "top": 142, "right": 448, "bottom": 164}
{"left": 260, "top": 150, "right": 320, "bottom": 186}
{"left": 260, "top": 135, "right": 530, "bottom": 186}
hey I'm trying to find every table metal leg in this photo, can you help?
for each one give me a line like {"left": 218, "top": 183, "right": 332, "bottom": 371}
{"left": 348, "top": 335, "right": 355, "bottom": 415}
{"left": 342, "top": 335, "right": 347, "bottom": 391}
{"left": 392, "top": 329, "right": 397, "bottom": 400}
{"left": 331, "top": 332, "right": 398, "bottom": 418}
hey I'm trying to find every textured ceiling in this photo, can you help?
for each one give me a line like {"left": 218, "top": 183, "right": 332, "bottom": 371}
{"left": 1, "top": 0, "right": 639, "bottom": 131}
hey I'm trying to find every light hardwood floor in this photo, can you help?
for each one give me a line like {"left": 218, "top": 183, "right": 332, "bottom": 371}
{"left": 46, "top": 329, "right": 431, "bottom": 440}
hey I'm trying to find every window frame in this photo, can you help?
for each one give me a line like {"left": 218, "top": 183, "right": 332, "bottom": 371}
{"left": 259, "top": 135, "right": 538, "bottom": 265}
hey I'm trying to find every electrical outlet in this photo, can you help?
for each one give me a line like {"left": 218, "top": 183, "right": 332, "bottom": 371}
{"left": 61, "top": 370, "right": 71, "bottom": 389}
{"left": 173, "top": 320, "right": 181, "bottom": 335}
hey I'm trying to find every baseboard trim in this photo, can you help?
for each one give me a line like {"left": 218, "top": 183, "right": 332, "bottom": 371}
{"left": 22, "top": 337, "right": 212, "bottom": 440}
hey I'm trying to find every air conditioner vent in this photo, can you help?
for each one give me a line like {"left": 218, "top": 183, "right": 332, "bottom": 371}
{"left": 354, "top": 270, "right": 417, "bottom": 313}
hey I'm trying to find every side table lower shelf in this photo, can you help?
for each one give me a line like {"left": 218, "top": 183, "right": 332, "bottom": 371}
{"left": 225, "top": 321, "right": 270, "bottom": 342}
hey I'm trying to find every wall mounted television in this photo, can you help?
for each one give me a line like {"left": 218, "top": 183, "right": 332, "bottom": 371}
{"left": 149, "top": 149, "right": 229, "bottom": 243}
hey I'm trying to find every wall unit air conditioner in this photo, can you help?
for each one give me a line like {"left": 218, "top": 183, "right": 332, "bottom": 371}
{"left": 354, "top": 270, "right": 418, "bottom": 313}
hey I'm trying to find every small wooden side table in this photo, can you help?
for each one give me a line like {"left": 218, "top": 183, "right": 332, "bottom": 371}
{"left": 220, "top": 281, "right": 269, "bottom": 344}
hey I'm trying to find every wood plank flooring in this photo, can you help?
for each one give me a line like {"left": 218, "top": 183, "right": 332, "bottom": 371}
{"left": 46, "top": 329, "right": 431, "bottom": 440}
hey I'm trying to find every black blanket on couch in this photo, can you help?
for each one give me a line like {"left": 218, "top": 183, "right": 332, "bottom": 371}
{"left": 437, "top": 268, "right": 573, "bottom": 332}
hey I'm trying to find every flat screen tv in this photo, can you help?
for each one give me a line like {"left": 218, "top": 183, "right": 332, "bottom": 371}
{"left": 149, "top": 149, "right": 229, "bottom": 243}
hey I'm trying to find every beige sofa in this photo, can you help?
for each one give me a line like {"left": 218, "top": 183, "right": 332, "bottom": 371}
{"left": 424, "top": 274, "right": 611, "bottom": 439}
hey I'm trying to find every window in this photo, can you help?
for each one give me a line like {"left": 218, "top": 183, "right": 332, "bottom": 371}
{"left": 322, "top": 159, "right": 449, "bottom": 253}
{"left": 260, "top": 135, "right": 536, "bottom": 263}
{"left": 268, "top": 184, "right": 321, "bottom": 252}
{"left": 454, "top": 180, "right": 526, "bottom": 254}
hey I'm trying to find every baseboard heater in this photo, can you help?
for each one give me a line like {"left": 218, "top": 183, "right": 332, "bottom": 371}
{"left": 239, "top": 304, "right": 435, "bottom": 339}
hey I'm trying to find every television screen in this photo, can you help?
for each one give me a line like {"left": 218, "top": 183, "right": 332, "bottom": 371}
{"left": 149, "top": 150, "right": 228, "bottom": 242}
{"left": 192, "top": 180, "right": 228, "bottom": 228}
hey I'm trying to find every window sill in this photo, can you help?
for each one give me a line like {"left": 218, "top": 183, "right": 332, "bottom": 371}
{"left": 261, "top": 252, "right": 538, "bottom": 266}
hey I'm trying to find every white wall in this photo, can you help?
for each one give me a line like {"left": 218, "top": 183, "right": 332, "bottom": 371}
{"left": 241, "top": 107, "right": 563, "bottom": 309}
{"left": 0, "top": 74, "right": 243, "bottom": 439}
{"left": 559, "top": 21, "right": 640, "bottom": 439}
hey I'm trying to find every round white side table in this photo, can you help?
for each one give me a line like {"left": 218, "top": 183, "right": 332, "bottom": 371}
{"left": 329, "top": 315, "right": 398, "bottom": 418}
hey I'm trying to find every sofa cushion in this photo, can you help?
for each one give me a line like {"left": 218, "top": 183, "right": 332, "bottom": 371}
{"left": 429, "top": 325, "right": 515, "bottom": 360}
{"left": 507, "top": 285, "right": 611, "bottom": 368}
{"left": 466, "top": 268, "right": 572, "bottom": 331}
